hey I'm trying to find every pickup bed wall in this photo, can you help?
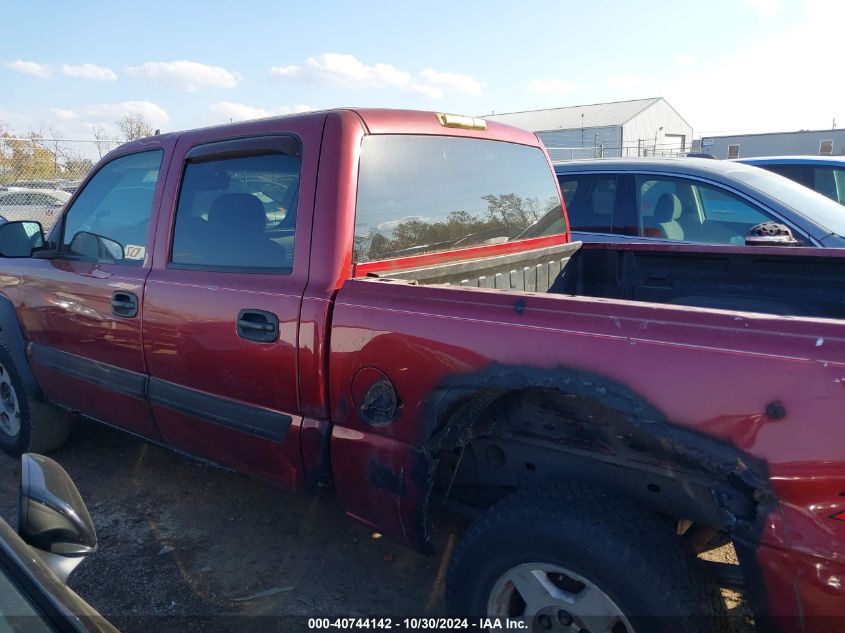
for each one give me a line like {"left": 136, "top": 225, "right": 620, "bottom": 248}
{"left": 554, "top": 243, "right": 845, "bottom": 319}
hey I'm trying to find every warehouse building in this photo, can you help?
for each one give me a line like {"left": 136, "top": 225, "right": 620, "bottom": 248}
{"left": 485, "top": 97, "right": 693, "bottom": 160}
{"left": 697, "top": 128, "right": 845, "bottom": 159}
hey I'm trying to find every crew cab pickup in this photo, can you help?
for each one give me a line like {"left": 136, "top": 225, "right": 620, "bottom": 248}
{"left": 0, "top": 109, "right": 842, "bottom": 633}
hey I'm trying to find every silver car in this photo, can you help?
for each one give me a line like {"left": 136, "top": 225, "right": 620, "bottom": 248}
{"left": 0, "top": 188, "right": 71, "bottom": 230}
{"left": 554, "top": 158, "right": 845, "bottom": 248}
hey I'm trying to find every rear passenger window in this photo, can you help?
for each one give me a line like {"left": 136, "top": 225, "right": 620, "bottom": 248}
{"left": 171, "top": 148, "right": 300, "bottom": 272}
{"left": 61, "top": 150, "right": 163, "bottom": 264}
{"left": 558, "top": 174, "right": 617, "bottom": 234}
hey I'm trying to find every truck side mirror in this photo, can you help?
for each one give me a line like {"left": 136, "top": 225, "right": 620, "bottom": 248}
{"left": 0, "top": 221, "right": 45, "bottom": 257}
{"left": 18, "top": 454, "right": 97, "bottom": 582}
{"left": 745, "top": 222, "right": 799, "bottom": 247}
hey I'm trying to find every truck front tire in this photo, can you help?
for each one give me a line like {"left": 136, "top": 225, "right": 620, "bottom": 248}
{"left": 0, "top": 341, "right": 72, "bottom": 456}
{"left": 446, "top": 482, "right": 728, "bottom": 633}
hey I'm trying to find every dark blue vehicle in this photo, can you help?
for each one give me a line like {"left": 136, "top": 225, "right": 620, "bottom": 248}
{"left": 554, "top": 157, "right": 845, "bottom": 248}
{"left": 736, "top": 156, "right": 845, "bottom": 205}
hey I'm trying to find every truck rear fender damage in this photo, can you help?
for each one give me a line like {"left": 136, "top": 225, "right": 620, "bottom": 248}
{"left": 424, "top": 365, "right": 774, "bottom": 539}
{"left": 386, "top": 365, "right": 776, "bottom": 605}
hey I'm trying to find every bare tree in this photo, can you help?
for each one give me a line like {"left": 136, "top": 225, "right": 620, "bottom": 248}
{"left": 115, "top": 113, "right": 155, "bottom": 141}
{"left": 91, "top": 125, "right": 112, "bottom": 159}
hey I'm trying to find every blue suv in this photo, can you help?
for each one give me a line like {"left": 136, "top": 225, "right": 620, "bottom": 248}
{"left": 736, "top": 156, "right": 845, "bottom": 205}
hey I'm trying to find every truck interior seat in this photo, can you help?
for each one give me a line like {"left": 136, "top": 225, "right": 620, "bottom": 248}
{"left": 203, "top": 193, "right": 286, "bottom": 268}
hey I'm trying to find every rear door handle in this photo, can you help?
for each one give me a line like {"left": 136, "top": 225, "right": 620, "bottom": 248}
{"left": 111, "top": 291, "right": 139, "bottom": 318}
{"left": 237, "top": 309, "right": 279, "bottom": 343}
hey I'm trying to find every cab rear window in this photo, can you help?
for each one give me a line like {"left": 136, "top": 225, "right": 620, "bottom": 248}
{"left": 354, "top": 135, "right": 564, "bottom": 263}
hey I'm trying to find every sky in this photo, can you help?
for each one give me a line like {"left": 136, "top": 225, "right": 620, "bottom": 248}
{"left": 0, "top": 0, "right": 842, "bottom": 141}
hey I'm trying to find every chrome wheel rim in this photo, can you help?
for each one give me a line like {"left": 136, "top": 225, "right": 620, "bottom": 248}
{"left": 0, "top": 362, "right": 21, "bottom": 437}
{"left": 487, "top": 562, "right": 635, "bottom": 633}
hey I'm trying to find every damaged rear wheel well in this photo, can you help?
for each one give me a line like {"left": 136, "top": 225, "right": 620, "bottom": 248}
{"left": 426, "top": 365, "right": 774, "bottom": 542}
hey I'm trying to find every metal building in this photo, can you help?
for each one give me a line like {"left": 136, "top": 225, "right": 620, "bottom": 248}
{"left": 698, "top": 129, "right": 845, "bottom": 159}
{"left": 484, "top": 97, "right": 693, "bottom": 161}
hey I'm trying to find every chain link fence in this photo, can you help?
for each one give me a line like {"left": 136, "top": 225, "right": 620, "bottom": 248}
{"left": 546, "top": 140, "right": 693, "bottom": 162}
{"left": 0, "top": 136, "right": 125, "bottom": 230}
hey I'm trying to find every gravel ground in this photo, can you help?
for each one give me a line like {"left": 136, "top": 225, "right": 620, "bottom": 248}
{"left": 0, "top": 420, "right": 752, "bottom": 632}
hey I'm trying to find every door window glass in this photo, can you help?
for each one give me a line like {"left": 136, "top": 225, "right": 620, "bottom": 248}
{"left": 812, "top": 167, "right": 845, "bottom": 204}
{"left": 637, "top": 175, "right": 777, "bottom": 245}
{"left": 558, "top": 174, "right": 617, "bottom": 233}
{"left": 171, "top": 152, "right": 300, "bottom": 272}
{"left": 61, "top": 150, "right": 163, "bottom": 264}
{"left": 0, "top": 567, "right": 52, "bottom": 632}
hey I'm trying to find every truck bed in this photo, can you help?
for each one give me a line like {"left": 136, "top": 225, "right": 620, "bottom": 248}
{"left": 332, "top": 243, "right": 845, "bottom": 623}
{"left": 376, "top": 241, "right": 845, "bottom": 319}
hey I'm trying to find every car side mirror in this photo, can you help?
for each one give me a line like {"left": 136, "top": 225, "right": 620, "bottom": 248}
{"left": 18, "top": 454, "right": 97, "bottom": 582}
{"left": 68, "top": 231, "right": 124, "bottom": 261}
{"left": 0, "top": 221, "right": 45, "bottom": 257}
{"left": 745, "top": 222, "right": 799, "bottom": 247}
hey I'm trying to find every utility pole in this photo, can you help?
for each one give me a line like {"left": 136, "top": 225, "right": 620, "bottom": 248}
{"left": 580, "top": 112, "right": 585, "bottom": 148}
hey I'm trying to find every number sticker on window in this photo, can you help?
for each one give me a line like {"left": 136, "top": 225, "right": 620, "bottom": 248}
{"left": 124, "top": 245, "right": 146, "bottom": 260}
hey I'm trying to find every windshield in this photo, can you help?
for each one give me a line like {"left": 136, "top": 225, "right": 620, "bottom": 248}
{"left": 727, "top": 165, "right": 845, "bottom": 237}
{"left": 354, "top": 135, "right": 563, "bottom": 262}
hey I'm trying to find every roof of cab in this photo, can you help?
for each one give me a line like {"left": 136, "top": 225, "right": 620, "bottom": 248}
{"left": 112, "top": 108, "right": 543, "bottom": 157}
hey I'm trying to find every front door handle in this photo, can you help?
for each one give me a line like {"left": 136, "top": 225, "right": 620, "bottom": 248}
{"left": 112, "top": 291, "right": 139, "bottom": 318}
{"left": 237, "top": 309, "right": 279, "bottom": 343}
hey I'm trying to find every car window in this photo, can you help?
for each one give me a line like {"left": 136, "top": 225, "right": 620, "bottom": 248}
{"left": 355, "top": 136, "right": 563, "bottom": 262}
{"left": 60, "top": 150, "right": 163, "bottom": 264}
{"left": 0, "top": 566, "right": 52, "bottom": 632}
{"left": 637, "top": 175, "right": 778, "bottom": 245}
{"left": 171, "top": 152, "right": 299, "bottom": 272}
{"left": 811, "top": 167, "right": 845, "bottom": 204}
{"left": 559, "top": 179, "right": 578, "bottom": 208}
{"left": 558, "top": 174, "right": 617, "bottom": 234}
{"left": 760, "top": 163, "right": 808, "bottom": 186}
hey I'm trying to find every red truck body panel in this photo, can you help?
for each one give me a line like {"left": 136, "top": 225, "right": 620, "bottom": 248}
{"left": 0, "top": 108, "right": 843, "bottom": 629}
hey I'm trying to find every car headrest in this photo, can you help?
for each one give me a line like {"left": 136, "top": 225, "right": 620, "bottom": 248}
{"left": 208, "top": 193, "right": 266, "bottom": 236}
{"left": 590, "top": 187, "right": 614, "bottom": 215}
{"left": 654, "top": 193, "right": 682, "bottom": 223}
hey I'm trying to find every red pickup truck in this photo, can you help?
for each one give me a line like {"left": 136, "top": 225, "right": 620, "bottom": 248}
{"left": 0, "top": 109, "right": 843, "bottom": 633}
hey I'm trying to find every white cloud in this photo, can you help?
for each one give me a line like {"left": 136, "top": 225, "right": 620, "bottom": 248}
{"left": 4, "top": 60, "right": 51, "bottom": 79}
{"left": 672, "top": 56, "right": 695, "bottom": 68}
{"left": 49, "top": 108, "right": 78, "bottom": 122}
{"left": 270, "top": 65, "right": 301, "bottom": 78}
{"left": 419, "top": 69, "right": 484, "bottom": 95}
{"left": 209, "top": 101, "right": 313, "bottom": 123}
{"left": 527, "top": 79, "right": 575, "bottom": 96}
{"left": 210, "top": 102, "right": 272, "bottom": 121}
{"left": 124, "top": 60, "right": 237, "bottom": 92}
{"left": 0, "top": 109, "right": 31, "bottom": 132}
{"left": 62, "top": 63, "right": 117, "bottom": 81}
{"left": 744, "top": 0, "right": 785, "bottom": 17}
{"left": 270, "top": 53, "right": 484, "bottom": 99}
{"left": 85, "top": 101, "right": 170, "bottom": 127}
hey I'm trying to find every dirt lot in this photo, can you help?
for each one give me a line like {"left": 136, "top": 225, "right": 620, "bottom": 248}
{"left": 0, "top": 420, "right": 752, "bottom": 632}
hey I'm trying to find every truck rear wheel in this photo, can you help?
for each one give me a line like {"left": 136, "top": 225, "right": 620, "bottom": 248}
{"left": 446, "top": 482, "right": 728, "bottom": 633}
{"left": 0, "top": 342, "right": 72, "bottom": 456}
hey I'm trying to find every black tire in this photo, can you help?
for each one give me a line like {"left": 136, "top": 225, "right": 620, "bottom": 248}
{"left": 446, "top": 482, "right": 728, "bottom": 633}
{"left": 0, "top": 340, "right": 72, "bottom": 456}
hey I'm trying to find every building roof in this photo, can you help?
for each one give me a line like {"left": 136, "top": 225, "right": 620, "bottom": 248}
{"left": 701, "top": 128, "right": 845, "bottom": 140}
{"left": 484, "top": 97, "right": 663, "bottom": 132}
